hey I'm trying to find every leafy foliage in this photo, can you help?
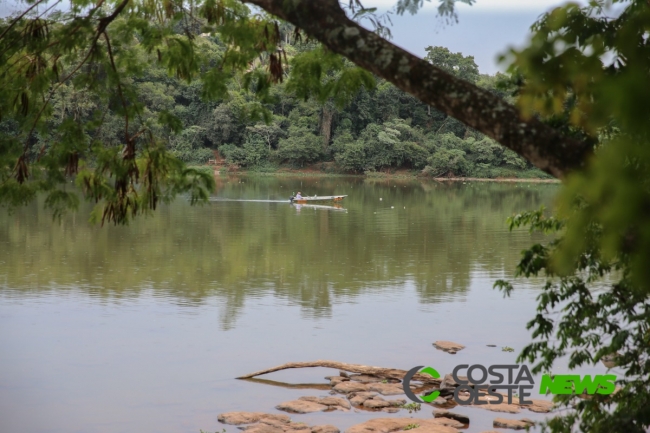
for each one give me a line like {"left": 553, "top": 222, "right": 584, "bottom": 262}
{"left": 495, "top": 208, "right": 650, "bottom": 433}
{"left": 424, "top": 46, "right": 479, "bottom": 83}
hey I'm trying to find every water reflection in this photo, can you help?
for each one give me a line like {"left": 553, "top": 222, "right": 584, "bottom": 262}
{"left": 0, "top": 177, "right": 559, "bottom": 433}
{"left": 0, "top": 177, "right": 556, "bottom": 329}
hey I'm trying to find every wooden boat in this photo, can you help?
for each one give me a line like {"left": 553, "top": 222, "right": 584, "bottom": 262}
{"left": 289, "top": 195, "right": 347, "bottom": 203}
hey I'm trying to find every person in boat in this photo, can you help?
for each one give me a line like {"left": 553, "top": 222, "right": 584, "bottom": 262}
{"left": 294, "top": 191, "right": 303, "bottom": 199}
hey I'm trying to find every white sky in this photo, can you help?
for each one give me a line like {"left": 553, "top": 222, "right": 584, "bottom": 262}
{"left": 364, "top": 0, "right": 582, "bottom": 11}
{"left": 361, "top": 0, "right": 587, "bottom": 73}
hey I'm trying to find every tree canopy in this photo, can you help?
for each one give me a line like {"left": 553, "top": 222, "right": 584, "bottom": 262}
{"left": 2, "top": 1, "right": 650, "bottom": 432}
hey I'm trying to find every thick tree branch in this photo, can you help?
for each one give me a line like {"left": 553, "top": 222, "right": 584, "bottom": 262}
{"left": 245, "top": 0, "right": 592, "bottom": 179}
{"left": 237, "top": 360, "right": 442, "bottom": 384}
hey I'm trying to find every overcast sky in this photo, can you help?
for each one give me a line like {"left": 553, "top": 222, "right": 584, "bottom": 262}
{"left": 363, "top": 0, "right": 581, "bottom": 74}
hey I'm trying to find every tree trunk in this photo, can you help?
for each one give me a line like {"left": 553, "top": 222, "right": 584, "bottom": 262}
{"left": 244, "top": 0, "right": 593, "bottom": 179}
{"left": 320, "top": 105, "right": 333, "bottom": 149}
{"left": 237, "top": 360, "right": 441, "bottom": 384}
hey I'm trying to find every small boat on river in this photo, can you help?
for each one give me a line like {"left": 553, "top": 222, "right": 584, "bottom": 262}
{"left": 289, "top": 195, "right": 347, "bottom": 204}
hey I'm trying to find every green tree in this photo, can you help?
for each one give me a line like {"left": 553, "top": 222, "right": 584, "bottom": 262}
{"left": 424, "top": 46, "right": 479, "bottom": 83}
{"left": 276, "top": 125, "right": 323, "bottom": 166}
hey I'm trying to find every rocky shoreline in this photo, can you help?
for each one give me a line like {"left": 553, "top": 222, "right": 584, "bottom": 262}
{"left": 218, "top": 341, "right": 555, "bottom": 433}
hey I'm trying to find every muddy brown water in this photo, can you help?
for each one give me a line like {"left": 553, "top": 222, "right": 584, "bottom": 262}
{"left": 0, "top": 176, "right": 608, "bottom": 433}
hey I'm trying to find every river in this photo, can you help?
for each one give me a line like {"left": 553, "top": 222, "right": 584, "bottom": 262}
{"left": 0, "top": 176, "right": 581, "bottom": 433}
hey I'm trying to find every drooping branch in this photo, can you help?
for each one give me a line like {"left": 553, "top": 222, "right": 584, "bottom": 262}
{"left": 236, "top": 360, "right": 442, "bottom": 384}
{"left": 245, "top": 0, "right": 592, "bottom": 179}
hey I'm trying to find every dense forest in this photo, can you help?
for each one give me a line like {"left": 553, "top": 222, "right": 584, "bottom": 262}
{"left": 2, "top": 23, "right": 547, "bottom": 178}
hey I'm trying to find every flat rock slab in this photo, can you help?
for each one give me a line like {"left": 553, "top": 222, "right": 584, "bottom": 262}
{"left": 243, "top": 424, "right": 286, "bottom": 433}
{"left": 276, "top": 400, "right": 329, "bottom": 413}
{"left": 299, "top": 396, "right": 351, "bottom": 410}
{"left": 367, "top": 383, "right": 405, "bottom": 395}
{"left": 312, "top": 426, "right": 340, "bottom": 433}
{"left": 429, "top": 418, "right": 464, "bottom": 429}
{"left": 218, "top": 412, "right": 339, "bottom": 433}
{"left": 349, "top": 374, "right": 385, "bottom": 383}
{"left": 245, "top": 422, "right": 338, "bottom": 433}
{"left": 433, "top": 341, "right": 465, "bottom": 353}
{"left": 333, "top": 382, "right": 369, "bottom": 393}
{"left": 346, "top": 418, "right": 461, "bottom": 433}
{"left": 493, "top": 418, "right": 535, "bottom": 430}
{"left": 362, "top": 397, "right": 405, "bottom": 409}
{"left": 218, "top": 412, "right": 291, "bottom": 425}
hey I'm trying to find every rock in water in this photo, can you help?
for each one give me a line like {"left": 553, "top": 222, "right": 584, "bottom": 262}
{"left": 346, "top": 418, "right": 462, "bottom": 433}
{"left": 493, "top": 418, "right": 535, "bottom": 430}
{"left": 276, "top": 400, "right": 328, "bottom": 413}
{"left": 433, "top": 410, "right": 470, "bottom": 424}
{"left": 218, "top": 412, "right": 290, "bottom": 425}
{"left": 433, "top": 341, "right": 466, "bottom": 353}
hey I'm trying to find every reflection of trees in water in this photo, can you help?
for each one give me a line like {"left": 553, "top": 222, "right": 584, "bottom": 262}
{"left": 0, "top": 178, "right": 556, "bottom": 329}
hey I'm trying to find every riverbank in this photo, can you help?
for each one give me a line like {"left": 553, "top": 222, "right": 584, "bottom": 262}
{"left": 191, "top": 164, "right": 560, "bottom": 183}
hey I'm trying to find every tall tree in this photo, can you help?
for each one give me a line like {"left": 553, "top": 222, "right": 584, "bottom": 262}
{"left": 424, "top": 46, "right": 479, "bottom": 83}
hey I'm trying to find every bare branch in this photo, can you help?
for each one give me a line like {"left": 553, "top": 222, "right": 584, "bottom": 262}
{"left": 237, "top": 359, "right": 442, "bottom": 384}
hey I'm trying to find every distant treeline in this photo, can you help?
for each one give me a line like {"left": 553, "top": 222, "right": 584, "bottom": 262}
{"left": 2, "top": 27, "right": 549, "bottom": 179}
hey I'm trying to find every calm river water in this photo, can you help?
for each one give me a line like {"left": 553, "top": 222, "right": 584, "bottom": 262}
{"left": 0, "top": 176, "right": 594, "bottom": 433}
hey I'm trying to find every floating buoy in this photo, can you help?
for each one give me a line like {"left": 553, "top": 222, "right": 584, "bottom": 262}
{"left": 379, "top": 198, "right": 382, "bottom": 201}
{"left": 391, "top": 206, "right": 394, "bottom": 209}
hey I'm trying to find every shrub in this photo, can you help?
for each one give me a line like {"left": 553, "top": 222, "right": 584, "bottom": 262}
{"left": 220, "top": 136, "right": 270, "bottom": 167}
{"left": 276, "top": 126, "right": 324, "bottom": 166}
{"left": 423, "top": 148, "right": 470, "bottom": 177}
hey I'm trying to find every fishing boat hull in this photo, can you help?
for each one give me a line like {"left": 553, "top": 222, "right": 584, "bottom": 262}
{"left": 290, "top": 195, "right": 347, "bottom": 203}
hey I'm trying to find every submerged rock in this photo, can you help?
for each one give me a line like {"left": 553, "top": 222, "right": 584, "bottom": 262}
{"left": 218, "top": 411, "right": 339, "bottom": 433}
{"left": 346, "top": 417, "right": 461, "bottom": 433}
{"left": 492, "top": 418, "right": 535, "bottom": 430}
{"left": 218, "top": 412, "right": 290, "bottom": 425}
